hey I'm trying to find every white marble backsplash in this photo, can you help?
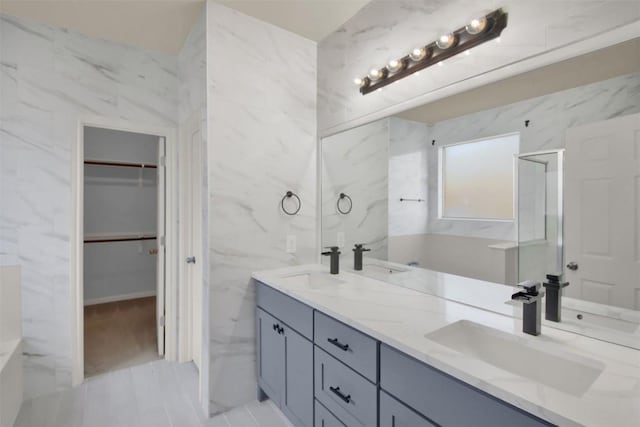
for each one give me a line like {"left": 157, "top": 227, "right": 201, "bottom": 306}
{"left": 322, "top": 118, "right": 389, "bottom": 261}
{"left": 317, "top": 0, "right": 640, "bottom": 132}
{"left": 0, "top": 14, "right": 178, "bottom": 398}
{"left": 205, "top": 2, "right": 317, "bottom": 415}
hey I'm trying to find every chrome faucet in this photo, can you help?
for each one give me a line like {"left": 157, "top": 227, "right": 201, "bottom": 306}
{"left": 511, "top": 281, "right": 544, "bottom": 336}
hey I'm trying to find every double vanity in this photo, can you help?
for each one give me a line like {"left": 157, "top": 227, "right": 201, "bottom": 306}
{"left": 253, "top": 264, "right": 640, "bottom": 427}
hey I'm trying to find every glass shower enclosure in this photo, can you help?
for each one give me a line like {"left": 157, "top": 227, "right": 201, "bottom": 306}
{"left": 517, "top": 149, "right": 564, "bottom": 283}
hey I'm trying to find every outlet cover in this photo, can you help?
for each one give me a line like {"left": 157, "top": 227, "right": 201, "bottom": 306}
{"left": 286, "top": 235, "right": 296, "bottom": 253}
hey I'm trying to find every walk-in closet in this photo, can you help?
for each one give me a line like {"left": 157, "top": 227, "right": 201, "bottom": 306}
{"left": 82, "top": 126, "right": 164, "bottom": 378}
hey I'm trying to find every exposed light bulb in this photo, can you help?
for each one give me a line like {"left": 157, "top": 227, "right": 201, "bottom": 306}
{"left": 496, "top": 37, "right": 501, "bottom": 43}
{"left": 409, "top": 47, "right": 427, "bottom": 61}
{"left": 387, "top": 59, "right": 404, "bottom": 73}
{"left": 436, "top": 33, "right": 456, "bottom": 49}
{"left": 464, "top": 50, "right": 471, "bottom": 56}
{"left": 465, "top": 17, "right": 488, "bottom": 35}
{"left": 369, "top": 68, "right": 381, "bottom": 80}
{"left": 437, "top": 61, "right": 444, "bottom": 67}
{"left": 354, "top": 77, "right": 363, "bottom": 86}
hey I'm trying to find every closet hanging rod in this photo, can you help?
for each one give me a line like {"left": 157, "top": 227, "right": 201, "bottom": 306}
{"left": 84, "top": 235, "right": 157, "bottom": 244}
{"left": 84, "top": 159, "right": 158, "bottom": 169}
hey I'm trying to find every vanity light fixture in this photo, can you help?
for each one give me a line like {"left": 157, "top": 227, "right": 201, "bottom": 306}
{"left": 354, "top": 8, "right": 508, "bottom": 95}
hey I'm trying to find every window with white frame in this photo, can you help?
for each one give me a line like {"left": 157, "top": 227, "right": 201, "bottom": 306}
{"left": 439, "top": 133, "right": 519, "bottom": 220}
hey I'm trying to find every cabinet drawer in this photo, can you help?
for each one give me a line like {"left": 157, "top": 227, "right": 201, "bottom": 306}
{"left": 380, "top": 391, "right": 436, "bottom": 427}
{"left": 315, "top": 400, "right": 347, "bottom": 427}
{"left": 256, "top": 282, "right": 313, "bottom": 340}
{"left": 380, "top": 344, "right": 554, "bottom": 427}
{"left": 314, "top": 347, "right": 377, "bottom": 427}
{"left": 314, "top": 311, "right": 377, "bottom": 382}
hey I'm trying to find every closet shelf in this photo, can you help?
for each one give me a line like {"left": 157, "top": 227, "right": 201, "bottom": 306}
{"left": 84, "top": 159, "right": 158, "bottom": 169}
{"left": 84, "top": 234, "right": 157, "bottom": 244}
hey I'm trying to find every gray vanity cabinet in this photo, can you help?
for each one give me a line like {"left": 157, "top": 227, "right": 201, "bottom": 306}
{"left": 379, "top": 391, "right": 436, "bottom": 427}
{"left": 256, "top": 283, "right": 314, "bottom": 427}
{"left": 257, "top": 308, "right": 285, "bottom": 404}
{"left": 282, "top": 324, "right": 314, "bottom": 427}
{"left": 380, "top": 344, "right": 554, "bottom": 427}
{"left": 315, "top": 401, "right": 347, "bottom": 427}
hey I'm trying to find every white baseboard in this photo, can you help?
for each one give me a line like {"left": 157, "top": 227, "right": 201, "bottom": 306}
{"left": 84, "top": 290, "right": 157, "bottom": 306}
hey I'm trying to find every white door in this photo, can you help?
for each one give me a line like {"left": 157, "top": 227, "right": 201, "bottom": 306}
{"left": 565, "top": 113, "right": 640, "bottom": 309}
{"left": 157, "top": 136, "right": 166, "bottom": 355}
{"left": 179, "top": 114, "right": 203, "bottom": 369}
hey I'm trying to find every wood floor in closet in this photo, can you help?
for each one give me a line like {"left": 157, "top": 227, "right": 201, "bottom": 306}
{"left": 84, "top": 296, "right": 159, "bottom": 378}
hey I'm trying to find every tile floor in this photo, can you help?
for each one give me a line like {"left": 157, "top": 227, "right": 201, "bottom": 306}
{"left": 14, "top": 359, "right": 292, "bottom": 427}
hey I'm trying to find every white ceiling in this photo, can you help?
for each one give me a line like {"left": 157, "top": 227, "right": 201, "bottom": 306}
{"left": 0, "top": 0, "right": 369, "bottom": 54}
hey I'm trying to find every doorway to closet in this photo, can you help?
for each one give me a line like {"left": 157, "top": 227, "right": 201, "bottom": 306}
{"left": 82, "top": 126, "right": 166, "bottom": 378}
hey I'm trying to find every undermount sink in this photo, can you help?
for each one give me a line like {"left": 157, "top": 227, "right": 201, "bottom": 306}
{"left": 280, "top": 272, "right": 346, "bottom": 287}
{"left": 426, "top": 320, "right": 604, "bottom": 396}
{"left": 505, "top": 300, "right": 639, "bottom": 333}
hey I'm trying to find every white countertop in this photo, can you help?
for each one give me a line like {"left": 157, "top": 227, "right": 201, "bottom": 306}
{"left": 348, "top": 258, "right": 640, "bottom": 349}
{"left": 252, "top": 264, "right": 640, "bottom": 427}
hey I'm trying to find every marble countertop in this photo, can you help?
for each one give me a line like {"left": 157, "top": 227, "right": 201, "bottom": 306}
{"left": 252, "top": 264, "right": 640, "bottom": 427}
{"left": 346, "top": 258, "right": 640, "bottom": 349}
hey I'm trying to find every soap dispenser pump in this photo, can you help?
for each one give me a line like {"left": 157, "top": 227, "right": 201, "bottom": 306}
{"left": 321, "top": 246, "right": 341, "bottom": 275}
{"left": 543, "top": 273, "right": 569, "bottom": 322}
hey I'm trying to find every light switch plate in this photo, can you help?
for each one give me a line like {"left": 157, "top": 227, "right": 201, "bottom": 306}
{"left": 337, "top": 231, "right": 345, "bottom": 248}
{"left": 286, "top": 235, "right": 296, "bottom": 253}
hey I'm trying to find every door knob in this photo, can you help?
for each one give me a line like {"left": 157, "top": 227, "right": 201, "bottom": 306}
{"left": 566, "top": 262, "right": 578, "bottom": 271}
{"left": 186, "top": 256, "right": 196, "bottom": 264}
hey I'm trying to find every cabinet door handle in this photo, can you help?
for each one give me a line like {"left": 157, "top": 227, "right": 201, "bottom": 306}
{"left": 277, "top": 326, "right": 284, "bottom": 335}
{"left": 329, "top": 386, "right": 351, "bottom": 404}
{"left": 327, "top": 337, "right": 349, "bottom": 351}
{"left": 273, "top": 323, "right": 279, "bottom": 332}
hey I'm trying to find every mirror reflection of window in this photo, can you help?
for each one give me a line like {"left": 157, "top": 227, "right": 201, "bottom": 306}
{"left": 440, "top": 133, "right": 519, "bottom": 220}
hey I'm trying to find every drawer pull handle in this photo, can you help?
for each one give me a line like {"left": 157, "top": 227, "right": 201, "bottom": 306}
{"left": 329, "top": 386, "right": 351, "bottom": 404}
{"left": 328, "top": 338, "right": 349, "bottom": 351}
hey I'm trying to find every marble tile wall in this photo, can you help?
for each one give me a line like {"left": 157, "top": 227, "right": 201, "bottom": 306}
{"left": 205, "top": 2, "right": 317, "bottom": 415}
{"left": 0, "top": 14, "right": 178, "bottom": 398}
{"left": 317, "top": 0, "right": 640, "bottom": 132}
{"left": 321, "top": 118, "right": 389, "bottom": 261}
{"left": 388, "top": 117, "right": 429, "bottom": 237}
{"left": 428, "top": 72, "right": 640, "bottom": 241}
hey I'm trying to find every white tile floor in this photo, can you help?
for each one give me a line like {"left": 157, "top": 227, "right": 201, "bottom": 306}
{"left": 14, "top": 359, "right": 292, "bottom": 427}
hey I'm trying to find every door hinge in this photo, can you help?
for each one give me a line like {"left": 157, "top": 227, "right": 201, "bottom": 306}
{"left": 159, "top": 315, "right": 165, "bottom": 327}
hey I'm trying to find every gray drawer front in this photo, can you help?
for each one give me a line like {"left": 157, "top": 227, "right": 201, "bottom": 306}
{"left": 380, "top": 344, "right": 554, "bottom": 427}
{"left": 315, "top": 400, "right": 347, "bottom": 427}
{"left": 380, "top": 391, "right": 436, "bottom": 427}
{"left": 314, "top": 311, "right": 377, "bottom": 382}
{"left": 256, "top": 282, "right": 313, "bottom": 340}
{"left": 314, "top": 347, "right": 377, "bottom": 427}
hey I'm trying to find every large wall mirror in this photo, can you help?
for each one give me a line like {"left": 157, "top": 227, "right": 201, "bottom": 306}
{"left": 320, "top": 39, "right": 640, "bottom": 348}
